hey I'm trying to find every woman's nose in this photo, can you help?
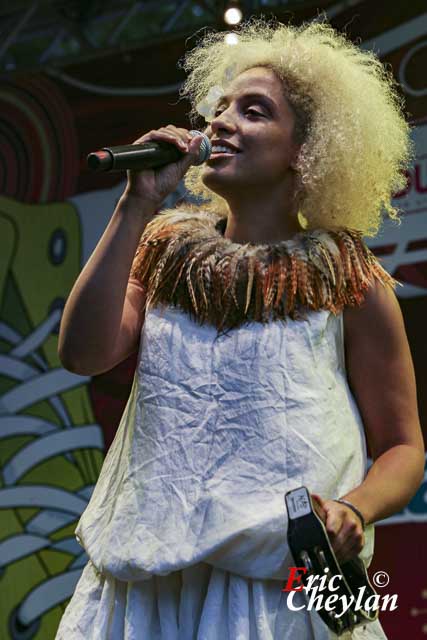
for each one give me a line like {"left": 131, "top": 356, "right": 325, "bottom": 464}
{"left": 210, "top": 110, "right": 235, "bottom": 135}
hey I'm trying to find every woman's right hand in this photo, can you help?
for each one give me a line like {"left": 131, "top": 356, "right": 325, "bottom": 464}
{"left": 124, "top": 125, "right": 205, "bottom": 209}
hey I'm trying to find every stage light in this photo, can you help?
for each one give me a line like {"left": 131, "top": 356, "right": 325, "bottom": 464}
{"left": 224, "top": 32, "right": 239, "bottom": 45}
{"left": 224, "top": 2, "right": 243, "bottom": 26}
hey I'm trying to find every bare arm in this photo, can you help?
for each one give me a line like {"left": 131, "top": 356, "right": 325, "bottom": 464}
{"left": 58, "top": 194, "right": 153, "bottom": 375}
{"left": 58, "top": 127, "right": 204, "bottom": 376}
{"left": 341, "top": 278, "right": 425, "bottom": 525}
{"left": 313, "top": 279, "right": 425, "bottom": 564}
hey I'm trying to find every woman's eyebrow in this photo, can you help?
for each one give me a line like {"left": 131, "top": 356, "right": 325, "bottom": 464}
{"left": 217, "top": 92, "right": 277, "bottom": 112}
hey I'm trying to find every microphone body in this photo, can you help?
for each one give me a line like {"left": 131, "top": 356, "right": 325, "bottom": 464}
{"left": 87, "top": 130, "right": 211, "bottom": 172}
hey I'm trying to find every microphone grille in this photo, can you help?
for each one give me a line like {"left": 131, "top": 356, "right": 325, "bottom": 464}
{"left": 189, "top": 130, "right": 212, "bottom": 165}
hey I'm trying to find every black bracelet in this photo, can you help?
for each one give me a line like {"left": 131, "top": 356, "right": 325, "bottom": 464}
{"left": 334, "top": 498, "right": 366, "bottom": 531}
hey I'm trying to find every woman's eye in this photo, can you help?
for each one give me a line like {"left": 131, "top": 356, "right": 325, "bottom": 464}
{"left": 213, "top": 108, "right": 265, "bottom": 118}
{"left": 246, "top": 109, "right": 264, "bottom": 117}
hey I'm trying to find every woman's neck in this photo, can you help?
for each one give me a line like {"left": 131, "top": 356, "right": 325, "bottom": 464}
{"left": 222, "top": 203, "right": 303, "bottom": 244}
{"left": 219, "top": 176, "right": 303, "bottom": 244}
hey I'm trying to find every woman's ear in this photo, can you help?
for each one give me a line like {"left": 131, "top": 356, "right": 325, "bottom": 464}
{"left": 290, "top": 145, "right": 302, "bottom": 172}
{"left": 290, "top": 168, "right": 305, "bottom": 215}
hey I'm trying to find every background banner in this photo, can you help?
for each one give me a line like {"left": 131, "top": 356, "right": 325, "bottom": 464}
{"left": 0, "top": 3, "right": 425, "bottom": 638}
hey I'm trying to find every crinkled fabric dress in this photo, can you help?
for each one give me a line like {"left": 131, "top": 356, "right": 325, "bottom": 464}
{"left": 55, "top": 301, "right": 388, "bottom": 639}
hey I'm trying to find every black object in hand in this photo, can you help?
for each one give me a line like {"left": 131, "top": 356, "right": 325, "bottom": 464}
{"left": 87, "top": 130, "right": 212, "bottom": 172}
{"left": 285, "top": 486, "right": 379, "bottom": 636}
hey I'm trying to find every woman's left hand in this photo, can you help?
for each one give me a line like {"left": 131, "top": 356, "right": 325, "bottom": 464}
{"left": 311, "top": 493, "right": 365, "bottom": 565}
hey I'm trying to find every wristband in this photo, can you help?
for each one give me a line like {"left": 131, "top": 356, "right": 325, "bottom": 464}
{"left": 334, "top": 498, "right": 366, "bottom": 531}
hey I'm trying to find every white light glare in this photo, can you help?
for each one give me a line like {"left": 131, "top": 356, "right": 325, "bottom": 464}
{"left": 224, "top": 6, "right": 243, "bottom": 26}
{"left": 224, "top": 32, "right": 239, "bottom": 45}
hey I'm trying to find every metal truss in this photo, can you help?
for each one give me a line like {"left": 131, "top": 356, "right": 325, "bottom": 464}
{"left": 0, "top": 0, "right": 338, "bottom": 76}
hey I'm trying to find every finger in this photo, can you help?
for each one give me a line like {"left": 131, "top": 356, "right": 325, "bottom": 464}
{"left": 330, "top": 529, "right": 356, "bottom": 562}
{"left": 177, "top": 135, "right": 204, "bottom": 169}
{"left": 137, "top": 130, "right": 189, "bottom": 152}
{"left": 332, "top": 524, "right": 364, "bottom": 560}
{"left": 159, "top": 126, "right": 191, "bottom": 142}
{"left": 161, "top": 125, "right": 195, "bottom": 149}
{"left": 157, "top": 132, "right": 189, "bottom": 152}
{"left": 188, "top": 134, "right": 204, "bottom": 154}
{"left": 164, "top": 125, "right": 193, "bottom": 141}
{"left": 331, "top": 519, "right": 356, "bottom": 544}
{"left": 335, "top": 541, "right": 363, "bottom": 565}
{"left": 325, "top": 511, "right": 343, "bottom": 538}
{"left": 311, "top": 494, "right": 328, "bottom": 523}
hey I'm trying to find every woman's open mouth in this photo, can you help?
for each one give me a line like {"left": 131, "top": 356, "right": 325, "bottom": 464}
{"left": 208, "top": 145, "right": 241, "bottom": 161}
{"left": 208, "top": 153, "right": 237, "bottom": 160}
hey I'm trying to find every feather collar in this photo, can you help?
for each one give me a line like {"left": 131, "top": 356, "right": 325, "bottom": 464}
{"left": 130, "top": 208, "right": 400, "bottom": 333}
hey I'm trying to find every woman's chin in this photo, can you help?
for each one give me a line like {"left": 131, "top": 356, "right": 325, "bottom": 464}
{"left": 201, "top": 169, "right": 239, "bottom": 197}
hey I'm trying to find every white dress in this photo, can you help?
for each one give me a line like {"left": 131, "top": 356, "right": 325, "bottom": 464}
{"left": 55, "top": 301, "right": 388, "bottom": 639}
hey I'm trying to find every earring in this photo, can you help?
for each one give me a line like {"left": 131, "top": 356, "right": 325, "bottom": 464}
{"left": 297, "top": 210, "right": 308, "bottom": 229}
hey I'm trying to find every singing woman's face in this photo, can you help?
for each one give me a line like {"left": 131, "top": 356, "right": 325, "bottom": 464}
{"left": 202, "top": 66, "right": 301, "bottom": 198}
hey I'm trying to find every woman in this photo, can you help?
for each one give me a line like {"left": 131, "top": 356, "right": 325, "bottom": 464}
{"left": 56, "top": 18, "right": 424, "bottom": 640}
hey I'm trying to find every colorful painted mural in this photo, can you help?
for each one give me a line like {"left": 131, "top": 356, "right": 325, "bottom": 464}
{"left": 0, "top": 6, "right": 426, "bottom": 639}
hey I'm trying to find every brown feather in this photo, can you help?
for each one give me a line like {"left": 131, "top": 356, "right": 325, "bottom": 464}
{"left": 130, "top": 209, "right": 402, "bottom": 332}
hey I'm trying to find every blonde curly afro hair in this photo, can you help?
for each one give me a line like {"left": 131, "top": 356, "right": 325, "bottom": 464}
{"left": 178, "top": 17, "right": 414, "bottom": 237}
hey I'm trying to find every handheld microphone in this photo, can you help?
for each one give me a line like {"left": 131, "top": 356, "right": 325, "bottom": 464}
{"left": 87, "top": 130, "right": 211, "bottom": 172}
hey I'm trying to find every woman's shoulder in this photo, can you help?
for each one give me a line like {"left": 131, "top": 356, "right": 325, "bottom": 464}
{"left": 343, "top": 276, "right": 402, "bottom": 334}
{"left": 139, "top": 203, "right": 223, "bottom": 239}
{"left": 129, "top": 203, "right": 224, "bottom": 282}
